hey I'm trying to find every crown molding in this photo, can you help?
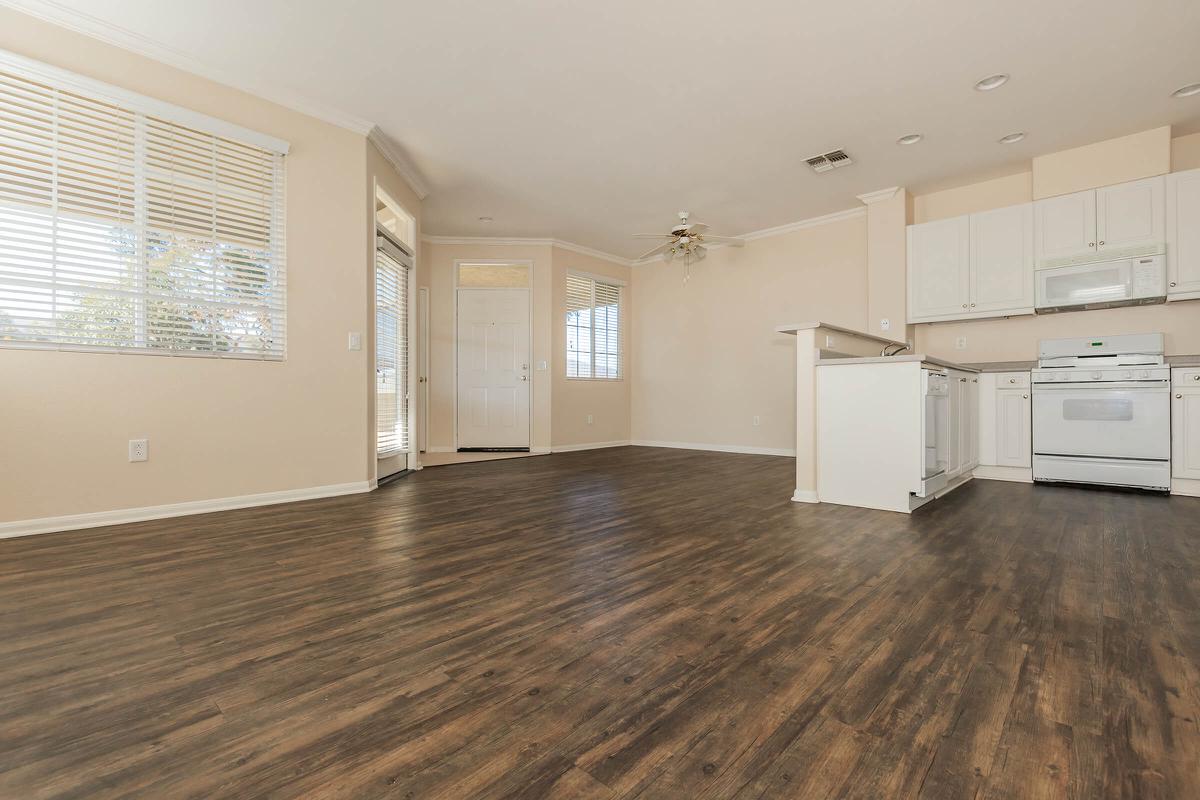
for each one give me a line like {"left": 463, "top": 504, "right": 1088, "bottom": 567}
{"left": 740, "top": 206, "right": 866, "bottom": 241}
{"left": 368, "top": 126, "right": 430, "bottom": 200}
{"left": 421, "top": 235, "right": 635, "bottom": 267}
{"left": 855, "top": 186, "right": 902, "bottom": 205}
{"left": 0, "top": 0, "right": 375, "bottom": 135}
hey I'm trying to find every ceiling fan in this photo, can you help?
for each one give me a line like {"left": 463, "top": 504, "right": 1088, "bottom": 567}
{"left": 633, "top": 211, "right": 744, "bottom": 263}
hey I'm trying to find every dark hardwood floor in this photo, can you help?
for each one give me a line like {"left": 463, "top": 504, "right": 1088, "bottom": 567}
{"left": 2, "top": 447, "right": 1198, "bottom": 799}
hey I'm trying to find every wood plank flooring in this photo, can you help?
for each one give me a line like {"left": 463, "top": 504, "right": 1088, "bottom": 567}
{"left": 1, "top": 446, "right": 1198, "bottom": 799}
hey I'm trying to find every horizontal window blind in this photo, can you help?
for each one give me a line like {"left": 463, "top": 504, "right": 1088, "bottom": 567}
{"left": 0, "top": 54, "right": 287, "bottom": 359}
{"left": 566, "top": 273, "right": 622, "bottom": 379}
{"left": 376, "top": 237, "right": 410, "bottom": 457}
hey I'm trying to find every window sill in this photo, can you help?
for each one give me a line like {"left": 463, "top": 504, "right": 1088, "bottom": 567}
{"left": 565, "top": 376, "right": 624, "bottom": 382}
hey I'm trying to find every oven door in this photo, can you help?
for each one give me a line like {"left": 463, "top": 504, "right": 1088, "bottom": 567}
{"left": 1035, "top": 260, "right": 1132, "bottom": 310}
{"left": 1032, "top": 384, "right": 1170, "bottom": 460}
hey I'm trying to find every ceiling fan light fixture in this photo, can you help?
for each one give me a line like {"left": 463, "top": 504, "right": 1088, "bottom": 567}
{"left": 1172, "top": 82, "right": 1200, "bottom": 98}
{"left": 998, "top": 132, "right": 1026, "bottom": 144}
{"left": 974, "top": 73, "right": 1010, "bottom": 91}
{"left": 897, "top": 133, "right": 923, "bottom": 146}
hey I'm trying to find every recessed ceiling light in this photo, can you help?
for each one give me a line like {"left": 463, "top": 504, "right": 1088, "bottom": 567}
{"left": 974, "top": 73, "right": 1010, "bottom": 91}
{"left": 1172, "top": 83, "right": 1200, "bottom": 98}
{"left": 998, "top": 132, "right": 1026, "bottom": 144}
{"left": 897, "top": 133, "right": 923, "bottom": 145}
{"left": 477, "top": 216, "right": 493, "bottom": 222}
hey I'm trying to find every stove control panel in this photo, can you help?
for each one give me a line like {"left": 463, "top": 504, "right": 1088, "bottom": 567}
{"left": 1033, "top": 366, "right": 1170, "bottom": 383}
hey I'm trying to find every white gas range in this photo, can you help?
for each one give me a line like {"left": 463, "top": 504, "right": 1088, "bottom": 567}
{"left": 1032, "top": 333, "right": 1171, "bottom": 491}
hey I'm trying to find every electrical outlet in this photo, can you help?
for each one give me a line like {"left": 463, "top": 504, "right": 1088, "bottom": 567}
{"left": 347, "top": 331, "right": 362, "bottom": 351}
{"left": 753, "top": 415, "right": 761, "bottom": 427}
{"left": 955, "top": 336, "right": 967, "bottom": 350}
{"left": 586, "top": 414, "right": 594, "bottom": 425}
{"left": 128, "top": 439, "right": 148, "bottom": 462}
{"left": 879, "top": 318, "right": 891, "bottom": 332}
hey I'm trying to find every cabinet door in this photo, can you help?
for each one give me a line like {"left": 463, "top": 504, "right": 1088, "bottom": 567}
{"left": 946, "top": 373, "right": 965, "bottom": 477}
{"left": 1034, "top": 189, "right": 1096, "bottom": 267}
{"left": 1166, "top": 168, "right": 1200, "bottom": 299}
{"left": 967, "top": 377, "right": 980, "bottom": 470}
{"left": 995, "top": 388, "right": 1032, "bottom": 468}
{"left": 1097, "top": 175, "right": 1165, "bottom": 257}
{"left": 970, "top": 203, "right": 1034, "bottom": 314}
{"left": 907, "top": 216, "right": 970, "bottom": 321}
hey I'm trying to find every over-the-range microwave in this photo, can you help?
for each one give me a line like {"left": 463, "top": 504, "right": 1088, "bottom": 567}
{"left": 1035, "top": 254, "right": 1166, "bottom": 314}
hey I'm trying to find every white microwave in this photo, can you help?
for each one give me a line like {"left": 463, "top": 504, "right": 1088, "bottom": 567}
{"left": 1035, "top": 254, "right": 1166, "bottom": 314}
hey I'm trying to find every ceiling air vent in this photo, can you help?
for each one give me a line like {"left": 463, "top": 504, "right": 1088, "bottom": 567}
{"left": 805, "top": 148, "right": 853, "bottom": 174}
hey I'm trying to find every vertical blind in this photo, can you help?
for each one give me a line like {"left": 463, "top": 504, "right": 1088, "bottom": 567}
{"left": 0, "top": 53, "right": 287, "bottom": 358}
{"left": 376, "top": 236, "right": 410, "bottom": 457}
{"left": 566, "top": 273, "right": 622, "bottom": 379}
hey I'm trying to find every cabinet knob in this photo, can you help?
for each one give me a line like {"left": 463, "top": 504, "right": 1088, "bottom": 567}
{"left": 1194, "top": 375, "right": 1200, "bottom": 381}
{"left": 962, "top": 304, "right": 967, "bottom": 309}
{"left": 1023, "top": 394, "right": 1029, "bottom": 399}
{"left": 1179, "top": 394, "right": 1185, "bottom": 399}
{"left": 1098, "top": 240, "right": 1105, "bottom": 246}
{"left": 1009, "top": 378, "right": 1016, "bottom": 383}
{"left": 1088, "top": 242, "right": 1096, "bottom": 247}
{"left": 1171, "top": 282, "right": 1178, "bottom": 287}
{"left": 970, "top": 303, "right": 976, "bottom": 307}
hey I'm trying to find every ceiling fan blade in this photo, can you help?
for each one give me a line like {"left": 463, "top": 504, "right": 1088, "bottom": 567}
{"left": 632, "top": 233, "right": 676, "bottom": 239}
{"left": 636, "top": 242, "right": 674, "bottom": 261}
{"left": 685, "top": 222, "right": 709, "bottom": 234}
{"left": 699, "top": 235, "right": 744, "bottom": 247}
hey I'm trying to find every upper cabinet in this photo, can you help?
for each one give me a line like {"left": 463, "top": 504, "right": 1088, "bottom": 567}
{"left": 907, "top": 215, "right": 970, "bottom": 320}
{"left": 908, "top": 203, "right": 1032, "bottom": 323}
{"left": 1167, "top": 168, "right": 1200, "bottom": 300}
{"left": 1034, "top": 189, "right": 1096, "bottom": 266}
{"left": 1096, "top": 176, "right": 1165, "bottom": 257}
{"left": 1034, "top": 176, "right": 1164, "bottom": 268}
{"left": 971, "top": 204, "right": 1035, "bottom": 314}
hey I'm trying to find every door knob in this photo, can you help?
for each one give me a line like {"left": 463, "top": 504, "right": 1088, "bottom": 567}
{"left": 418, "top": 376, "right": 426, "bottom": 383}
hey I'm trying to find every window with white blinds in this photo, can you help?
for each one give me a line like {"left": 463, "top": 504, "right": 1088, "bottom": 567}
{"left": 0, "top": 52, "right": 288, "bottom": 359}
{"left": 566, "top": 273, "right": 622, "bottom": 379}
{"left": 376, "top": 236, "right": 410, "bottom": 457}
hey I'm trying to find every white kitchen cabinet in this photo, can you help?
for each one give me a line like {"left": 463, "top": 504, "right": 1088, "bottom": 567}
{"left": 1173, "top": 368, "right": 1200, "bottom": 482}
{"left": 1034, "top": 176, "right": 1165, "bottom": 268}
{"left": 1035, "top": 189, "right": 1096, "bottom": 266}
{"left": 976, "top": 371, "right": 1032, "bottom": 479}
{"left": 1166, "top": 168, "right": 1200, "bottom": 300}
{"left": 964, "top": 375, "right": 980, "bottom": 471}
{"left": 908, "top": 215, "right": 970, "bottom": 320}
{"left": 908, "top": 204, "right": 1032, "bottom": 323}
{"left": 946, "top": 369, "right": 978, "bottom": 477}
{"left": 995, "top": 388, "right": 1032, "bottom": 468}
{"left": 1096, "top": 175, "right": 1165, "bottom": 257}
{"left": 947, "top": 372, "right": 964, "bottom": 477}
{"left": 970, "top": 203, "right": 1034, "bottom": 314}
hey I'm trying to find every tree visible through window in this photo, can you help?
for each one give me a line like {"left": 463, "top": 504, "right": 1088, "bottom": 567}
{"left": 566, "top": 274, "right": 622, "bottom": 379}
{"left": 0, "top": 59, "right": 286, "bottom": 358}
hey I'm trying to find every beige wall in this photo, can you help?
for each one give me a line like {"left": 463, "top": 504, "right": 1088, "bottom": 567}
{"left": 551, "top": 247, "right": 632, "bottom": 447}
{"left": 1032, "top": 126, "right": 1171, "bottom": 199}
{"left": 863, "top": 189, "right": 911, "bottom": 342}
{"left": 631, "top": 214, "right": 868, "bottom": 453}
{"left": 0, "top": 9, "right": 383, "bottom": 524}
{"left": 910, "top": 130, "right": 1200, "bottom": 362}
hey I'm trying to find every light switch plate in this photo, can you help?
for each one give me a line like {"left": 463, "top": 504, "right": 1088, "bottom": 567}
{"left": 348, "top": 332, "right": 362, "bottom": 351}
{"left": 537, "top": 360, "right": 548, "bottom": 371}
{"left": 955, "top": 336, "right": 967, "bottom": 350}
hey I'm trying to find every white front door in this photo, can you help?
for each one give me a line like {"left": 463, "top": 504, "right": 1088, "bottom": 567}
{"left": 457, "top": 288, "right": 530, "bottom": 448}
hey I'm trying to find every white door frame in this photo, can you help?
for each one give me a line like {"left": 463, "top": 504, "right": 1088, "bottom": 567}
{"left": 452, "top": 259, "right": 534, "bottom": 450}
{"left": 417, "top": 286, "right": 429, "bottom": 454}
{"left": 374, "top": 227, "right": 415, "bottom": 477}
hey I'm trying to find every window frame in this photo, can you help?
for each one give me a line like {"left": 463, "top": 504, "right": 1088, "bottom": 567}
{"left": 0, "top": 49, "right": 289, "bottom": 361}
{"left": 565, "top": 271, "right": 624, "bottom": 381}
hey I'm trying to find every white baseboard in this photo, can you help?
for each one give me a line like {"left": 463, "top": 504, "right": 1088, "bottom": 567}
{"left": 791, "top": 489, "right": 819, "bottom": 504}
{"left": 427, "top": 446, "right": 455, "bottom": 453}
{"left": 0, "top": 481, "right": 374, "bottom": 540}
{"left": 972, "top": 465, "right": 1034, "bottom": 483}
{"left": 1173, "top": 477, "right": 1200, "bottom": 498}
{"left": 631, "top": 440, "right": 796, "bottom": 457}
{"left": 550, "top": 440, "right": 631, "bottom": 453}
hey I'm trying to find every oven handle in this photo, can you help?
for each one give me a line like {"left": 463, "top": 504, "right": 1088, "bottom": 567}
{"left": 1032, "top": 383, "right": 1170, "bottom": 391}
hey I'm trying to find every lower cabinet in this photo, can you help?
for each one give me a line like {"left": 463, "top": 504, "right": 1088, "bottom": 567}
{"left": 947, "top": 369, "right": 979, "bottom": 478}
{"left": 1174, "top": 368, "right": 1200, "bottom": 482}
{"left": 977, "top": 371, "right": 1032, "bottom": 475}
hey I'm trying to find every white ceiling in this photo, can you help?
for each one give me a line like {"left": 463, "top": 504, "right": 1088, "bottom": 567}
{"left": 11, "top": 0, "right": 1200, "bottom": 258}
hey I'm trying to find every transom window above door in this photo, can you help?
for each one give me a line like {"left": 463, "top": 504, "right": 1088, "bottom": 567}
{"left": 566, "top": 273, "right": 622, "bottom": 380}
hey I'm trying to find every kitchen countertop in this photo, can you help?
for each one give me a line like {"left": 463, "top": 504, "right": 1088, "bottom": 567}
{"left": 1168, "top": 355, "right": 1200, "bottom": 367}
{"left": 816, "top": 353, "right": 981, "bottom": 372}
